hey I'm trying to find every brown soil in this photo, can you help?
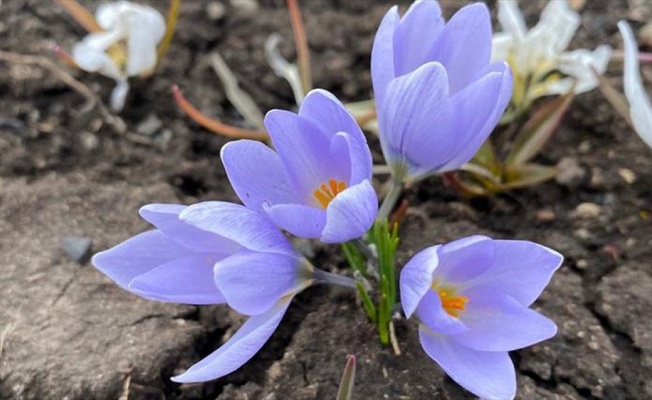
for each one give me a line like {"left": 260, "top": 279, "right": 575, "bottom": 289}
{"left": 1, "top": 0, "right": 651, "bottom": 399}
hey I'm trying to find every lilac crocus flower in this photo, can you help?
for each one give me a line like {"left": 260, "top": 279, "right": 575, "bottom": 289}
{"left": 371, "top": 0, "right": 513, "bottom": 182}
{"left": 400, "top": 236, "right": 562, "bottom": 399}
{"left": 93, "top": 201, "right": 352, "bottom": 382}
{"left": 221, "top": 89, "right": 378, "bottom": 243}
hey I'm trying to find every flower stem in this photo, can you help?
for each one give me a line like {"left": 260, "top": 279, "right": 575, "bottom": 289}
{"left": 286, "top": 0, "right": 312, "bottom": 95}
{"left": 377, "top": 178, "right": 403, "bottom": 222}
{"left": 155, "top": 0, "right": 181, "bottom": 71}
{"left": 314, "top": 269, "right": 356, "bottom": 289}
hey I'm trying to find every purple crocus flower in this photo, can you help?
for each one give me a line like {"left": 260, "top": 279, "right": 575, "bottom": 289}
{"left": 400, "top": 235, "right": 562, "bottom": 399}
{"left": 221, "top": 89, "right": 378, "bottom": 243}
{"left": 93, "top": 201, "right": 352, "bottom": 382}
{"left": 371, "top": 0, "right": 513, "bottom": 182}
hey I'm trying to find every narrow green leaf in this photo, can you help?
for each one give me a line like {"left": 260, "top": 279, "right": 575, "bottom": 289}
{"left": 500, "top": 163, "right": 558, "bottom": 190}
{"left": 471, "top": 138, "right": 497, "bottom": 169}
{"left": 594, "top": 67, "right": 632, "bottom": 125}
{"left": 355, "top": 282, "right": 377, "bottom": 323}
{"left": 506, "top": 91, "right": 574, "bottom": 165}
{"left": 336, "top": 355, "right": 357, "bottom": 400}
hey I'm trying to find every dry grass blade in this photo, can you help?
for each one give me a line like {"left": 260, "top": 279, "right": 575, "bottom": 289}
{"left": 172, "top": 85, "right": 268, "bottom": 141}
{"left": 210, "top": 52, "right": 265, "bottom": 130}
{"left": 286, "top": 0, "right": 312, "bottom": 94}
{"left": 0, "top": 51, "right": 126, "bottom": 134}
{"left": 55, "top": 0, "right": 102, "bottom": 32}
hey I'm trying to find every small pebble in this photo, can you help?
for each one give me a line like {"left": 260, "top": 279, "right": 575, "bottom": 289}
{"left": 555, "top": 157, "right": 585, "bottom": 187}
{"left": 206, "top": 1, "right": 225, "bottom": 20}
{"left": 572, "top": 202, "right": 602, "bottom": 219}
{"left": 136, "top": 114, "right": 162, "bottom": 136}
{"left": 618, "top": 168, "right": 636, "bottom": 184}
{"left": 535, "top": 209, "right": 556, "bottom": 222}
{"left": 62, "top": 236, "right": 92, "bottom": 264}
{"left": 230, "top": 0, "right": 258, "bottom": 13}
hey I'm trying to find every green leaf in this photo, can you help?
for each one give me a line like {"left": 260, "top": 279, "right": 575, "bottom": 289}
{"left": 470, "top": 138, "right": 497, "bottom": 169}
{"left": 506, "top": 91, "right": 574, "bottom": 165}
{"left": 500, "top": 163, "right": 558, "bottom": 190}
{"left": 336, "top": 355, "right": 357, "bottom": 400}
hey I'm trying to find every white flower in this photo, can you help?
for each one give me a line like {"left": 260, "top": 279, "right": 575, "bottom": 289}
{"left": 72, "top": 1, "right": 166, "bottom": 111}
{"left": 618, "top": 21, "right": 652, "bottom": 149}
{"left": 492, "top": 0, "right": 611, "bottom": 104}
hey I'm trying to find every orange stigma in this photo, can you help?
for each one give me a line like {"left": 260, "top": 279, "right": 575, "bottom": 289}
{"left": 313, "top": 179, "right": 347, "bottom": 208}
{"left": 437, "top": 288, "right": 468, "bottom": 318}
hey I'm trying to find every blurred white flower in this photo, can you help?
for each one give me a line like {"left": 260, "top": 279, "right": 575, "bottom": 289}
{"left": 72, "top": 1, "right": 165, "bottom": 111}
{"left": 493, "top": 0, "right": 611, "bottom": 109}
{"left": 619, "top": 21, "right": 652, "bottom": 149}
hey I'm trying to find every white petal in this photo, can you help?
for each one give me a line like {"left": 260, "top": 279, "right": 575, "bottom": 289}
{"left": 535, "top": 0, "right": 580, "bottom": 55}
{"left": 557, "top": 45, "right": 612, "bottom": 94}
{"left": 496, "top": 0, "right": 527, "bottom": 42}
{"left": 125, "top": 4, "right": 166, "bottom": 75}
{"left": 491, "top": 33, "right": 514, "bottom": 63}
{"left": 619, "top": 21, "right": 652, "bottom": 149}
{"left": 110, "top": 78, "right": 130, "bottom": 112}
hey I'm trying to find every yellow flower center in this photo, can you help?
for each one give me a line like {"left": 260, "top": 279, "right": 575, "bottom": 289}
{"left": 313, "top": 179, "right": 347, "bottom": 209}
{"left": 435, "top": 286, "right": 468, "bottom": 318}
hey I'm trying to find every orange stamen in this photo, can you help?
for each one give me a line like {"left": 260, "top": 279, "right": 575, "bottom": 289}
{"left": 438, "top": 289, "right": 468, "bottom": 318}
{"left": 313, "top": 179, "right": 347, "bottom": 208}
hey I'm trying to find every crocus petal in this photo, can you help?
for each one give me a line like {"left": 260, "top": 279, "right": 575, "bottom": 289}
{"left": 497, "top": 0, "right": 527, "bottom": 42}
{"left": 378, "top": 62, "right": 454, "bottom": 177}
{"left": 95, "top": 2, "right": 123, "bottom": 30}
{"left": 327, "top": 133, "right": 353, "bottom": 184}
{"left": 214, "top": 251, "right": 308, "bottom": 315}
{"left": 264, "top": 109, "right": 332, "bottom": 198}
{"left": 467, "top": 240, "right": 563, "bottom": 306}
{"left": 172, "top": 299, "right": 291, "bottom": 383}
{"left": 179, "top": 202, "right": 294, "bottom": 255}
{"left": 92, "top": 230, "right": 189, "bottom": 291}
{"left": 434, "top": 235, "right": 493, "bottom": 284}
{"left": 264, "top": 203, "right": 326, "bottom": 239}
{"left": 430, "top": 3, "right": 492, "bottom": 94}
{"left": 491, "top": 33, "right": 514, "bottom": 63}
{"left": 221, "top": 140, "right": 296, "bottom": 213}
{"left": 416, "top": 290, "right": 468, "bottom": 335}
{"left": 300, "top": 90, "right": 372, "bottom": 183}
{"left": 553, "top": 45, "right": 612, "bottom": 94}
{"left": 418, "top": 326, "right": 516, "bottom": 400}
{"left": 438, "top": 63, "right": 513, "bottom": 172}
{"left": 453, "top": 287, "right": 557, "bottom": 352}
{"left": 321, "top": 180, "right": 378, "bottom": 243}
{"left": 125, "top": 4, "right": 166, "bottom": 75}
{"left": 110, "top": 78, "right": 130, "bottom": 112}
{"left": 140, "top": 204, "right": 241, "bottom": 254}
{"left": 371, "top": 6, "right": 400, "bottom": 103}
{"left": 400, "top": 246, "right": 440, "bottom": 318}
{"left": 129, "top": 253, "right": 226, "bottom": 304}
{"left": 392, "top": 0, "right": 445, "bottom": 78}
{"left": 72, "top": 38, "right": 122, "bottom": 78}
{"left": 299, "top": 90, "right": 367, "bottom": 151}
{"left": 619, "top": 21, "right": 652, "bottom": 148}
{"left": 536, "top": 0, "right": 580, "bottom": 55}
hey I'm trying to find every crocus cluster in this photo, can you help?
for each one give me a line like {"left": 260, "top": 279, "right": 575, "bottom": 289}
{"left": 92, "top": 0, "right": 562, "bottom": 398}
{"left": 71, "top": 1, "right": 166, "bottom": 111}
{"left": 492, "top": 0, "right": 611, "bottom": 109}
{"left": 94, "top": 88, "right": 374, "bottom": 382}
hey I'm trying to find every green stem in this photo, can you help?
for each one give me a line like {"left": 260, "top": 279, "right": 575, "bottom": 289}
{"left": 313, "top": 269, "right": 356, "bottom": 289}
{"left": 377, "top": 178, "right": 403, "bottom": 222}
